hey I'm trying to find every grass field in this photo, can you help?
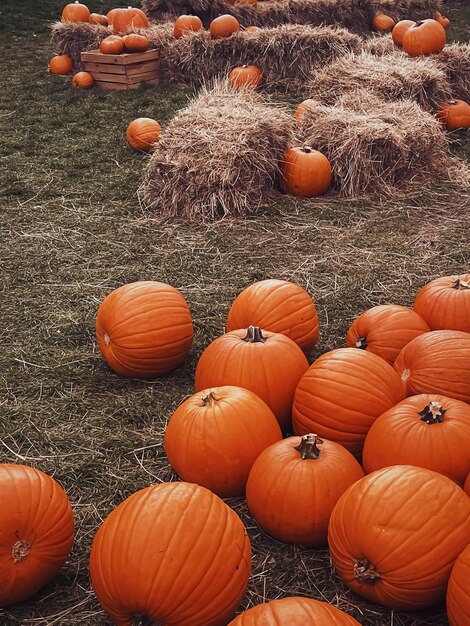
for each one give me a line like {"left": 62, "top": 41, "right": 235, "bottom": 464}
{"left": 1, "top": 1, "right": 469, "bottom": 624}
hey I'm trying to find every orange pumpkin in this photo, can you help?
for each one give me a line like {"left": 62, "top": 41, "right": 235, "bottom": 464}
{"left": 62, "top": 1, "right": 90, "bottom": 22}
{"left": 228, "top": 597, "right": 361, "bottom": 625}
{"left": 362, "top": 394, "right": 470, "bottom": 485}
{"left": 90, "top": 482, "right": 251, "bottom": 625}
{"left": 437, "top": 100, "right": 470, "bottom": 130}
{"left": 294, "top": 98, "right": 318, "bottom": 121}
{"left": 329, "top": 466, "right": 470, "bottom": 609}
{"left": 281, "top": 146, "right": 332, "bottom": 197}
{"left": 447, "top": 544, "right": 470, "bottom": 626}
{"left": 244, "top": 26, "right": 260, "bottom": 32}
{"left": 394, "top": 330, "right": 470, "bottom": 402}
{"left": 49, "top": 54, "right": 73, "bottom": 75}
{"left": 111, "top": 6, "right": 149, "bottom": 34}
{"left": 435, "top": 11, "right": 450, "bottom": 29}
{"left": 292, "top": 348, "right": 405, "bottom": 454}
{"left": 413, "top": 274, "right": 470, "bottom": 331}
{"left": 99, "top": 35, "right": 124, "bottom": 55}
{"left": 89, "top": 13, "right": 108, "bottom": 25}
{"left": 126, "top": 118, "right": 161, "bottom": 150}
{"left": 173, "top": 14, "right": 203, "bottom": 38}
{"left": 464, "top": 472, "right": 470, "bottom": 496}
{"left": 0, "top": 464, "right": 74, "bottom": 606}
{"left": 226, "top": 279, "right": 319, "bottom": 352}
{"left": 72, "top": 71, "right": 94, "bottom": 88}
{"left": 228, "top": 65, "right": 263, "bottom": 89}
{"left": 345, "top": 304, "right": 430, "bottom": 364}
{"left": 246, "top": 434, "right": 364, "bottom": 547}
{"left": 123, "top": 33, "right": 149, "bottom": 52}
{"left": 165, "top": 386, "right": 282, "bottom": 497}
{"left": 210, "top": 15, "right": 240, "bottom": 39}
{"left": 372, "top": 12, "right": 395, "bottom": 32}
{"left": 195, "top": 326, "right": 309, "bottom": 432}
{"left": 391, "top": 19, "right": 415, "bottom": 46}
{"left": 106, "top": 8, "right": 119, "bottom": 24}
{"left": 95, "top": 281, "right": 193, "bottom": 378}
{"left": 402, "top": 19, "right": 446, "bottom": 56}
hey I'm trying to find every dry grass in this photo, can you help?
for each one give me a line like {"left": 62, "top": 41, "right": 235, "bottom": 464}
{"left": 436, "top": 42, "right": 470, "bottom": 101}
{"left": 370, "top": 0, "right": 442, "bottom": 21}
{"left": 362, "top": 33, "right": 399, "bottom": 55}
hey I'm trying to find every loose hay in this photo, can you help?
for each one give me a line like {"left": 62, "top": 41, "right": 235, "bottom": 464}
{"left": 370, "top": 0, "right": 443, "bottom": 21}
{"left": 362, "top": 33, "right": 399, "bottom": 56}
{"left": 436, "top": 43, "right": 470, "bottom": 102}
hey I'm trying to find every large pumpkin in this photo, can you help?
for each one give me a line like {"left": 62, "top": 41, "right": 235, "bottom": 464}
{"left": 465, "top": 473, "right": 470, "bottom": 496}
{"left": 345, "top": 304, "right": 430, "bottom": 364}
{"left": 328, "top": 465, "right": 470, "bottom": 610}
{"left": 246, "top": 434, "right": 364, "bottom": 547}
{"left": 49, "top": 54, "right": 73, "bottom": 75}
{"left": 394, "top": 330, "right": 470, "bottom": 402}
{"left": 195, "top": 326, "right": 309, "bottom": 432}
{"left": 362, "top": 394, "right": 470, "bottom": 485}
{"left": 227, "top": 596, "right": 361, "bottom": 625}
{"left": 372, "top": 13, "right": 395, "bottom": 32}
{"left": 0, "top": 464, "right": 74, "bottom": 607}
{"left": 90, "top": 482, "right": 251, "bottom": 625}
{"left": 413, "top": 274, "right": 470, "bottom": 331}
{"left": 209, "top": 15, "right": 240, "bottom": 39}
{"left": 402, "top": 19, "right": 446, "bottom": 56}
{"left": 164, "top": 386, "right": 282, "bottom": 497}
{"left": 226, "top": 279, "right": 319, "bottom": 352}
{"left": 126, "top": 118, "right": 161, "bottom": 151}
{"left": 292, "top": 348, "right": 404, "bottom": 454}
{"left": 447, "top": 544, "right": 470, "bottom": 626}
{"left": 281, "top": 146, "right": 332, "bottom": 197}
{"left": 392, "top": 19, "right": 415, "bottom": 46}
{"left": 62, "top": 1, "right": 90, "bottom": 22}
{"left": 173, "top": 15, "right": 203, "bottom": 38}
{"left": 437, "top": 100, "right": 470, "bottom": 130}
{"left": 111, "top": 7, "right": 149, "bottom": 34}
{"left": 96, "top": 281, "right": 193, "bottom": 379}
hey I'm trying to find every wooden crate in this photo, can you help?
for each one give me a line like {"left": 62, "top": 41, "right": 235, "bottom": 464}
{"left": 81, "top": 49, "right": 160, "bottom": 90}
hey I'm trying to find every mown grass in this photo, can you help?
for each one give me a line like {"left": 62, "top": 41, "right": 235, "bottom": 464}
{"left": 1, "top": 1, "right": 469, "bottom": 624}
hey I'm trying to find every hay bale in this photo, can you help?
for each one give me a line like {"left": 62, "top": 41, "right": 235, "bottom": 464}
{"left": 142, "top": 82, "right": 293, "bottom": 219}
{"left": 307, "top": 51, "right": 451, "bottom": 111}
{"left": 436, "top": 43, "right": 470, "bottom": 102}
{"left": 296, "top": 91, "right": 454, "bottom": 198}
{"left": 370, "top": 0, "right": 443, "bottom": 22}
{"left": 362, "top": 33, "right": 399, "bottom": 56}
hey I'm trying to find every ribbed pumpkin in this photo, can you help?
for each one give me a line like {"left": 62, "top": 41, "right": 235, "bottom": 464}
{"left": 0, "top": 464, "right": 74, "bottom": 607}
{"left": 227, "top": 597, "right": 361, "bottom": 625}
{"left": 293, "top": 348, "right": 404, "bottom": 454}
{"left": 123, "top": 34, "right": 149, "bottom": 52}
{"left": 90, "top": 482, "right": 251, "bottom": 625}
{"left": 226, "top": 279, "right": 319, "bottom": 352}
{"left": 62, "top": 1, "right": 90, "bottom": 22}
{"left": 372, "top": 13, "right": 395, "bottom": 32}
{"left": 402, "top": 19, "right": 446, "bottom": 56}
{"left": 435, "top": 11, "right": 450, "bottom": 29}
{"left": 294, "top": 98, "right": 319, "bottom": 121}
{"left": 49, "top": 54, "right": 73, "bottom": 75}
{"left": 465, "top": 473, "right": 470, "bottom": 496}
{"left": 228, "top": 65, "right": 263, "bottom": 89}
{"left": 89, "top": 13, "right": 108, "bottom": 25}
{"left": 394, "top": 330, "right": 470, "bottom": 402}
{"left": 437, "top": 100, "right": 470, "bottom": 130}
{"left": 99, "top": 35, "right": 124, "bottom": 55}
{"left": 345, "top": 304, "right": 430, "bottom": 364}
{"left": 281, "top": 146, "right": 332, "bottom": 197}
{"left": 195, "top": 326, "right": 309, "bottom": 432}
{"left": 165, "top": 386, "right": 282, "bottom": 497}
{"left": 328, "top": 465, "right": 470, "bottom": 610}
{"left": 392, "top": 19, "right": 415, "bottom": 46}
{"left": 413, "top": 275, "right": 470, "bottom": 332}
{"left": 107, "top": 8, "right": 120, "bottom": 24}
{"left": 96, "top": 281, "right": 193, "bottom": 379}
{"left": 447, "top": 545, "right": 470, "bottom": 626}
{"left": 363, "top": 394, "right": 470, "bottom": 485}
{"left": 126, "top": 118, "right": 161, "bottom": 150}
{"left": 246, "top": 434, "right": 364, "bottom": 547}
{"left": 210, "top": 15, "right": 240, "bottom": 39}
{"left": 173, "top": 15, "right": 203, "bottom": 38}
{"left": 72, "top": 71, "right": 94, "bottom": 88}
{"left": 111, "top": 7, "right": 149, "bottom": 33}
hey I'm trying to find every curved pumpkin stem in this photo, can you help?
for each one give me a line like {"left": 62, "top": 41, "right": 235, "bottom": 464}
{"left": 355, "top": 337, "right": 367, "bottom": 349}
{"left": 243, "top": 326, "right": 266, "bottom": 343}
{"left": 354, "top": 558, "right": 381, "bottom": 584}
{"left": 12, "top": 540, "right": 30, "bottom": 563}
{"left": 302, "top": 145, "right": 313, "bottom": 154}
{"left": 418, "top": 401, "right": 446, "bottom": 424}
{"left": 201, "top": 391, "right": 218, "bottom": 406}
{"left": 294, "top": 433, "right": 323, "bottom": 459}
{"left": 452, "top": 278, "right": 470, "bottom": 289}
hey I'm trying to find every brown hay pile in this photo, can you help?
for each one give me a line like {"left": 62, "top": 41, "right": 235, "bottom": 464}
{"left": 370, "top": 0, "right": 443, "bottom": 21}
{"left": 142, "top": 82, "right": 293, "bottom": 219}
{"left": 362, "top": 33, "right": 399, "bottom": 56}
{"left": 307, "top": 51, "right": 451, "bottom": 112}
{"left": 436, "top": 43, "right": 470, "bottom": 102}
{"left": 296, "top": 91, "right": 453, "bottom": 198}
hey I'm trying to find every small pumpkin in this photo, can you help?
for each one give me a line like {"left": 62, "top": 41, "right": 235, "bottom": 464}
{"left": 435, "top": 11, "right": 450, "bottom": 29}
{"left": 123, "top": 33, "right": 149, "bottom": 52}
{"left": 402, "top": 19, "right": 446, "bottom": 56}
{"left": 328, "top": 465, "right": 470, "bottom": 610}
{"left": 413, "top": 274, "right": 470, "bottom": 331}
{"left": 72, "top": 71, "right": 94, "bottom": 88}
{"left": 447, "top": 544, "right": 470, "bottom": 626}
{"left": 229, "top": 65, "right": 263, "bottom": 89}
{"left": 62, "top": 1, "right": 90, "bottom": 22}
{"left": 89, "top": 13, "right": 108, "bottom": 25}
{"left": 392, "top": 19, "right": 415, "bottom": 47}
{"left": 372, "top": 12, "right": 395, "bottom": 32}
{"left": 244, "top": 26, "right": 260, "bottom": 32}
{"left": 126, "top": 117, "right": 161, "bottom": 150}
{"left": 111, "top": 6, "right": 149, "bottom": 34}
{"left": 99, "top": 35, "right": 125, "bottom": 55}
{"left": 173, "top": 15, "right": 203, "bottom": 38}
{"left": 210, "top": 15, "right": 240, "bottom": 39}
{"left": 294, "top": 98, "right": 318, "bottom": 121}
{"left": 281, "top": 146, "right": 332, "bottom": 197}
{"left": 437, "top": 100, "right": 470, "bottom": 130}
{"left": 49, "top": 54, "right": 73, "bottom": 75}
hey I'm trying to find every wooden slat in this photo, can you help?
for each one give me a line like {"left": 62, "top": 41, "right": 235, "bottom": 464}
{"left": 83, "top": 61, "right": 126, "bottom": 75}
{"left": 81, "top": 49, "right": 159, "bottom": 65}
{"left": 125, "top": 61, "right": 159, "bottom": 76}
{"left": 127, "top": 70, "right": 160, "bottom": 84}
{"left": 91, "top": 71, "right": 129, "bottom": 83}
{"left": 94, "top": 78, "right": 159, "bottom": 90}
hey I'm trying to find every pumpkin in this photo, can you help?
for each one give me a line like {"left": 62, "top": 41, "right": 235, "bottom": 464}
{"left": 195, "top": 326, "right": 309, "bottom": 432}
{"left": 345, "top": 304, "right": 430, "bottom": 364}
{"left": 49, "top": 54, "right": 73, "bottom": 75}
{"left": 89, "top": 13, "right": 108, "bottom": 25}
{"left": 72, "top": 71, "right": 94, "bottom": 88}
{"left": 394, "top": 330, "right": 470, "bottom": 402}
{"left": 126, "top": 118, "right": 161, "bottom": 150}
{"left": 173, "top": 15, "right": 203, "bottom": 38}
{"left": 413, "top": 274, "right": 470, "bottom": 331}
{"left": 99, "top": 35, "right": 125, "bottom": 55}
{"left": 123, "top": 33, "right": 149, "bottom": 52}
{"left": 226, "top": 279, "right": 319, "bottom": 352}
{"left": 362, "top": 394, "right": 470, "bottom": 485}
{"left": 229, "top": 65, "right": 263, "bottom": 89}
{"left": 437, "top": 100, "right": 470, "bottom": 130}
{"left": 210, "top": 15, "right": 240, "bottom": 39}
{"left": 328, "top": 465, "right": 470, "bottom": 609}
{"left": 96, "top": 281, "right": 193, "bottom": 378}
{"left": 227, "top": 597, "right": 361, "bottom": 625}
{"left": 106, "top": 8, "right": 119, "bottom": 24}
{"left": 294, "top": 98, "right": 319, "bottom": 121}
{"left": 111, "top": 6, "right": 149, "bottom": 34}
{"left": 372, "top": 12, "right": 395, "bottom": 32}
{"left": 435, "top": 11, "right": 450, "bottom": 29}
{"left": 281, "top": 146, "right": 332, "bottom": 197}
{"left": 293, "top": 348, "right": 404, "bottom": 454}
{"left": 0, "top": 464, "right": 74, "bottom": 607}
{"left": 465, "top": 473, "right": 470, "bottom": 496}
{"left": 62, "top": 1, "right": 90, "bottom": 22}
{"left": 447, "top": 544, "right": 470, "bottom": 626}
{"left": 165, "top": 386, "right": 282, "bottom": 497}
{"left": 391, "top": 19, "right": 415, "bottom": 46}
{"left": 90, "top": 482, "right": 251, "bottom": 625}
{"left": 402, "top": 19, "right": 446, "bottom": 56}
{"left": 244, "top": 26, "right": 260, "bottom": 32}
{"left": 246, "top": 434, "right": 364, "bottom": 547}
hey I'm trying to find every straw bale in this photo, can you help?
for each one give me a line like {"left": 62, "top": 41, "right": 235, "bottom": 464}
{"left": 436, "top": 43, "right": 470, "bottom": 102}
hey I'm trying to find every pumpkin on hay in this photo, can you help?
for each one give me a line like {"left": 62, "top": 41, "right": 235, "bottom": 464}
{"left": 62, "top": 1, "right": 90, "bottom": 22}
{"left": 0, "top": 464, "right": 74, "bottom": 607}
{"left": 437, "top": 100, "right": 470, "bottom": 130}
{"left": 447, "top": 544, "right": 470, "bottom": 626}
{"left": 402, "top": 19, "right": 446, "bottom": 56}
{"left": 435, "top": 11, "right": 450, "bottom": 29}
{"left": 295, "top": 98, "right": 319, "bottom": 121}
{"left": 126, "top": 118, "right": 161, "bottom": 150}
{"left": 89, "top": 13, "right": 108, "bottom": 25}
{"left": 244, "top": 26, "right": 260, "bottom": 32}
{"left": 173, "top": 15, "right": 203, "bottom": 38}
{"left": 99, "top": 35, "right": 124, "bottom": 55}
{"left": 328, "top": 465, "right": 470, "bottom": 610}
{"left": 106, "top": 8, "right": 119, "bottom": 24}
{"left": 392, "top": 20, "right": 415, "bottom": 47}
{"left": 90, "top": 482, "right": 251, "bottom": 626}
{"left": 229, "top": 65, "right": 263, "bottom": 89}
{"left": 72, "top": 71, "right": 93, "bottom": 88}
{"left": 413, "top": 274, "right": 470, "bottom": 330}
{"left": 123, "top": 34, "right": 149, "bottom": 52}
{"left": 95, "top": 280, "right": 193, "bottom": 378}
{"left": 49, "top": 54, "right": 73, "bottom": 75}
{"left": 281, "top": 146, "right": 332, "bottom": 198}
{"left": 110, "top": 7, "right": 149, "bottom": 34}
{"left": 210, "top": 15, "right": 240, "bottom": 39}
{"left": 372, "top": 13, "right": 395, "bottom": 32}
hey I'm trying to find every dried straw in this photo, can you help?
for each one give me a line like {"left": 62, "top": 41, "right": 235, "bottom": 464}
{"left": 436, "top": 43, "right": 470, "bottom": 102}
{"left": 362, "top": 33, "right": 399, "bottom": 56}
{"left": 369, "top": 0, "right": 443, "bottom": 21}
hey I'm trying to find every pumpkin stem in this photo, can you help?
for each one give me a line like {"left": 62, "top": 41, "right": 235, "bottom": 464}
{"left": 355, "top": 336, "right": 367, "bottom": 349}
{"left": 418, "top": 401, "right": 446, "bottom": 424}
{"left": 201, "top": 391, "right": 218, "bottom": 406}
{"left": 302, "top": 145, "right": 313, "bottom": 154}
{"left": 130, "top": 614, "right": 160, "bottom": 626}
{"left": 354, "top": 558, "right": 381, "bottom": 584}
{"left": 12, "top": 540, "right": 30, "bottom": 563}
{"left": 294, "top": 433, "right": 323, "bottom": 459}
{"left": 451, "top": 278, "right": 470, "bottom": 289}
{"left": 243, "top": 326, "right": 266, "bottom": 343}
